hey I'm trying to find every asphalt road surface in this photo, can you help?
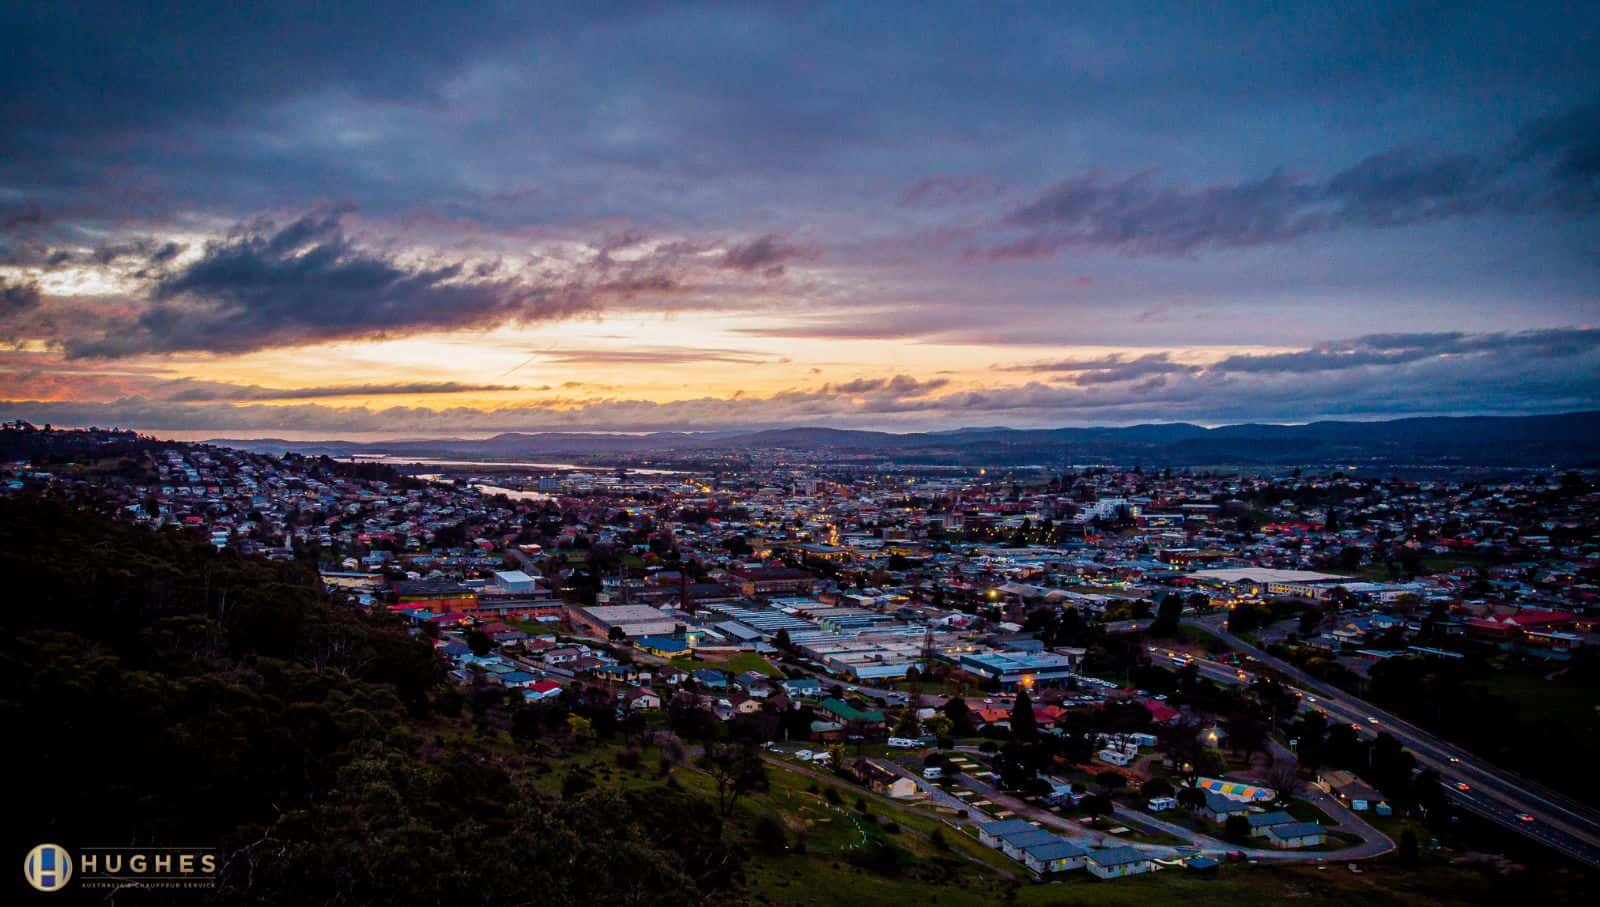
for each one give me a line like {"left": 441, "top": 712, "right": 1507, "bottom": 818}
{"left": 1181, "top": 615, "right": 1600, "bottom": 867}
{"left": 948, "top": 762, "right": 1390, "bottom": 862}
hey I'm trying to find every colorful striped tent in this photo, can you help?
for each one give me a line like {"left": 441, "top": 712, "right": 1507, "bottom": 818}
{"left": 1195, "top": 777, "right": 1276, "bottom": 802}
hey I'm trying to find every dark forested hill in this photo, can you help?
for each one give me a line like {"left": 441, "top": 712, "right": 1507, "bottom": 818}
{"left": 209, "top": 411, "right": 1600, "bottom": 467}
{"left": 0, "top": 494, "right": 738, "bottom": 905}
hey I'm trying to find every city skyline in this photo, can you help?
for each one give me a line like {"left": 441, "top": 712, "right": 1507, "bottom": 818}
{"left": 2, "top": 2, "right": 1598, "bottom": 435}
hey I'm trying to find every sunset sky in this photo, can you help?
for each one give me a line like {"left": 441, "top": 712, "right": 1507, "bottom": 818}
{"left": 2, "top": 1, "right": 1597, "bottom": 437}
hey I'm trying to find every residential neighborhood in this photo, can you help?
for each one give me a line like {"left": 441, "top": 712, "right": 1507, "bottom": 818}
{"left": 5, "top": 423, "right": 1600, "bottom": 891}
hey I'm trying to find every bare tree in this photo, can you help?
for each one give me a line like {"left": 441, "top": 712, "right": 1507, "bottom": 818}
{"left": 700, "top": 742, "right": 769, "bottom": 816}
{"left": 1262, "top": 754, "right": 1302, "bottom": 802}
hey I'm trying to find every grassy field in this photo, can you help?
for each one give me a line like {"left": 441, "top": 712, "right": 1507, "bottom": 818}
{"left": 483, "top": 730, "right": 1592, "bottom": 905}
{"left": 508, "top": 618, "right": 559, "bottom": 635}
{"left": 1477, "top": 666, "right": 1600, "bottom": 763}
{"left": 1351, "top": 554, "right": 1484, "bottom": 582}
{"left": 883, "top": 676, "right": 974, "bottom": 697}
{"left": 741, "top": 855, "right": 1575, "bottom": 907}
{"left": 680, "top": 652, "right": 788, "bottom": 677}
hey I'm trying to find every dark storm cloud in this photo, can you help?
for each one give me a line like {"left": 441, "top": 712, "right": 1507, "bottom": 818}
{"left": 90, "top": 237, "right": 184, "bottom": 266}
{"left": 994, "top": 330, "right": 1600, "bottom": 388}
{"left": 1213, "top": 328, "right": 1600, "bottom": 374}
{"left": 1512, "top": 100, "right": 1600, "bottom": 210}
{"left": 62, "top": 209, "right": 627, "bottom": 357}
{"left": 824, "top": 375, "right": 948, "bottom": 396}
{"left": 160, "top": 379, "right": 524, "bottom": 402}
{"left": 0, "top": 201, "right": 59, "bottom": 267}
{"left": 719, "top": 234, "right": 810, "bottom": 275}
{"left": 0, "top": 201, "right": 50, "bottom": 232}
{"left": 989, "top": 107, "right": 1600, "bottom": 259}
{"left": 1, "top": 278, "right": 42, "bottom": 315}
{"left": 1000, "top": 353, "right": 1200, "bottom": 385}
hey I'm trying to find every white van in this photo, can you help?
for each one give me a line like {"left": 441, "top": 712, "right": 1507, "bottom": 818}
{"left": 887, "top": 737, "right": 919, "bottom": 749}
{"left": 922, "top": 766, "right": 944, "bottom": 780}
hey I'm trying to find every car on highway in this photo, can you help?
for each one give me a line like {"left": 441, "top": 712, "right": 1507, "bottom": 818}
{"left": 1447, "top": 755, "right": 1460, "bottom": 763}
{"left": 1518, "top": 813, "right": 1536, "bottom": 823}
{"left": 1367, "top": 717, "right": 1380, "bottom": 725}
{"left": 1455, "top": 782, "right": 1471, "bottom": 792}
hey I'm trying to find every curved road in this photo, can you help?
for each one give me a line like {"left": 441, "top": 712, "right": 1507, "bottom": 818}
{"left": 1182, "top": 615, "right": 1600, "bottom": 867}
{"left": 947, "top": 765, "right": 1391, "bottom": 862}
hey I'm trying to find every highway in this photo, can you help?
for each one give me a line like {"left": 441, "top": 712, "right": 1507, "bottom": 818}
{"left": 1178, "top": 615, "right": 1600, "bottom": 867}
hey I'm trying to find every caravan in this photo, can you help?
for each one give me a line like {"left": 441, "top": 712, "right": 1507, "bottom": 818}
{"left": 1097, "top": 748, "right": 1135, "bottom": 767}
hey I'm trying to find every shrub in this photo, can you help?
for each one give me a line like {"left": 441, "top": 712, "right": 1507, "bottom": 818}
{"left": 752, "top": 814, "right": 788, "bottom": 855}
{"left": 1224, "top": 814, "right": 1251, "bottom": 842}
{"left": 846, "top": 840, "right": 908, "bottom": 876}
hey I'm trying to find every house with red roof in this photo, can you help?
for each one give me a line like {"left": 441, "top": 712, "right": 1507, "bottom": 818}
{"left": 1141, "top": 699, "right": 1180, "bottom": 724}
{"left": 522, "top": 680, "right": 563, "bottom": 702}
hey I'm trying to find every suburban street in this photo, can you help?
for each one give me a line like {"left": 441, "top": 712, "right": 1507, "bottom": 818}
{"left": 1183, "top": 615, "right": 1600, "bottom": 867}
{"left": 946, "top": 762, "right": 1391, "bottom": 863}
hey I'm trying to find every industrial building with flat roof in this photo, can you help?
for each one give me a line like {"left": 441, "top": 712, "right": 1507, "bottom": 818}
{"left": 702, "top": 602, "right": 818, "bottom": 636}
{"left": 959, "top": 650, "right": 1078, "bottom": 688}
{"left": 569, "top": 604, "right": 678, "bottom": 638}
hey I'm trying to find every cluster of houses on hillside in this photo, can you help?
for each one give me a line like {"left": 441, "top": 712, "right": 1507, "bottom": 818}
{"left": 8, "top": 429, "right": 1599, "bottom": 825}
{"left": 11, "top": 431, "right": 1595, "bottom": 707}
{"left": 976, "top": 819, "right": 1169, "bottom": 879}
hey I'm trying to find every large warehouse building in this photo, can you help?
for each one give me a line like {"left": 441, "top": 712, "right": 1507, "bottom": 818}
{"left": 569, "top": 604, "right": 678, "bottom": 638}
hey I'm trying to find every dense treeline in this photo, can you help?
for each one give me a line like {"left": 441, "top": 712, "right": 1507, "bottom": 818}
{"left": 1362, "top": 653, "right": 1599, "bottom": 802}
{"left": 0, "top": 422, "right": 152, "bottom": 462}
{"left": 0, "top": 493, "right": 738, "bottom": 905}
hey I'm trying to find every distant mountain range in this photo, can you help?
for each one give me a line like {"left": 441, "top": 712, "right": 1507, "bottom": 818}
{"left": 209, "top": 410, "right": 1600, "bottom": 467}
